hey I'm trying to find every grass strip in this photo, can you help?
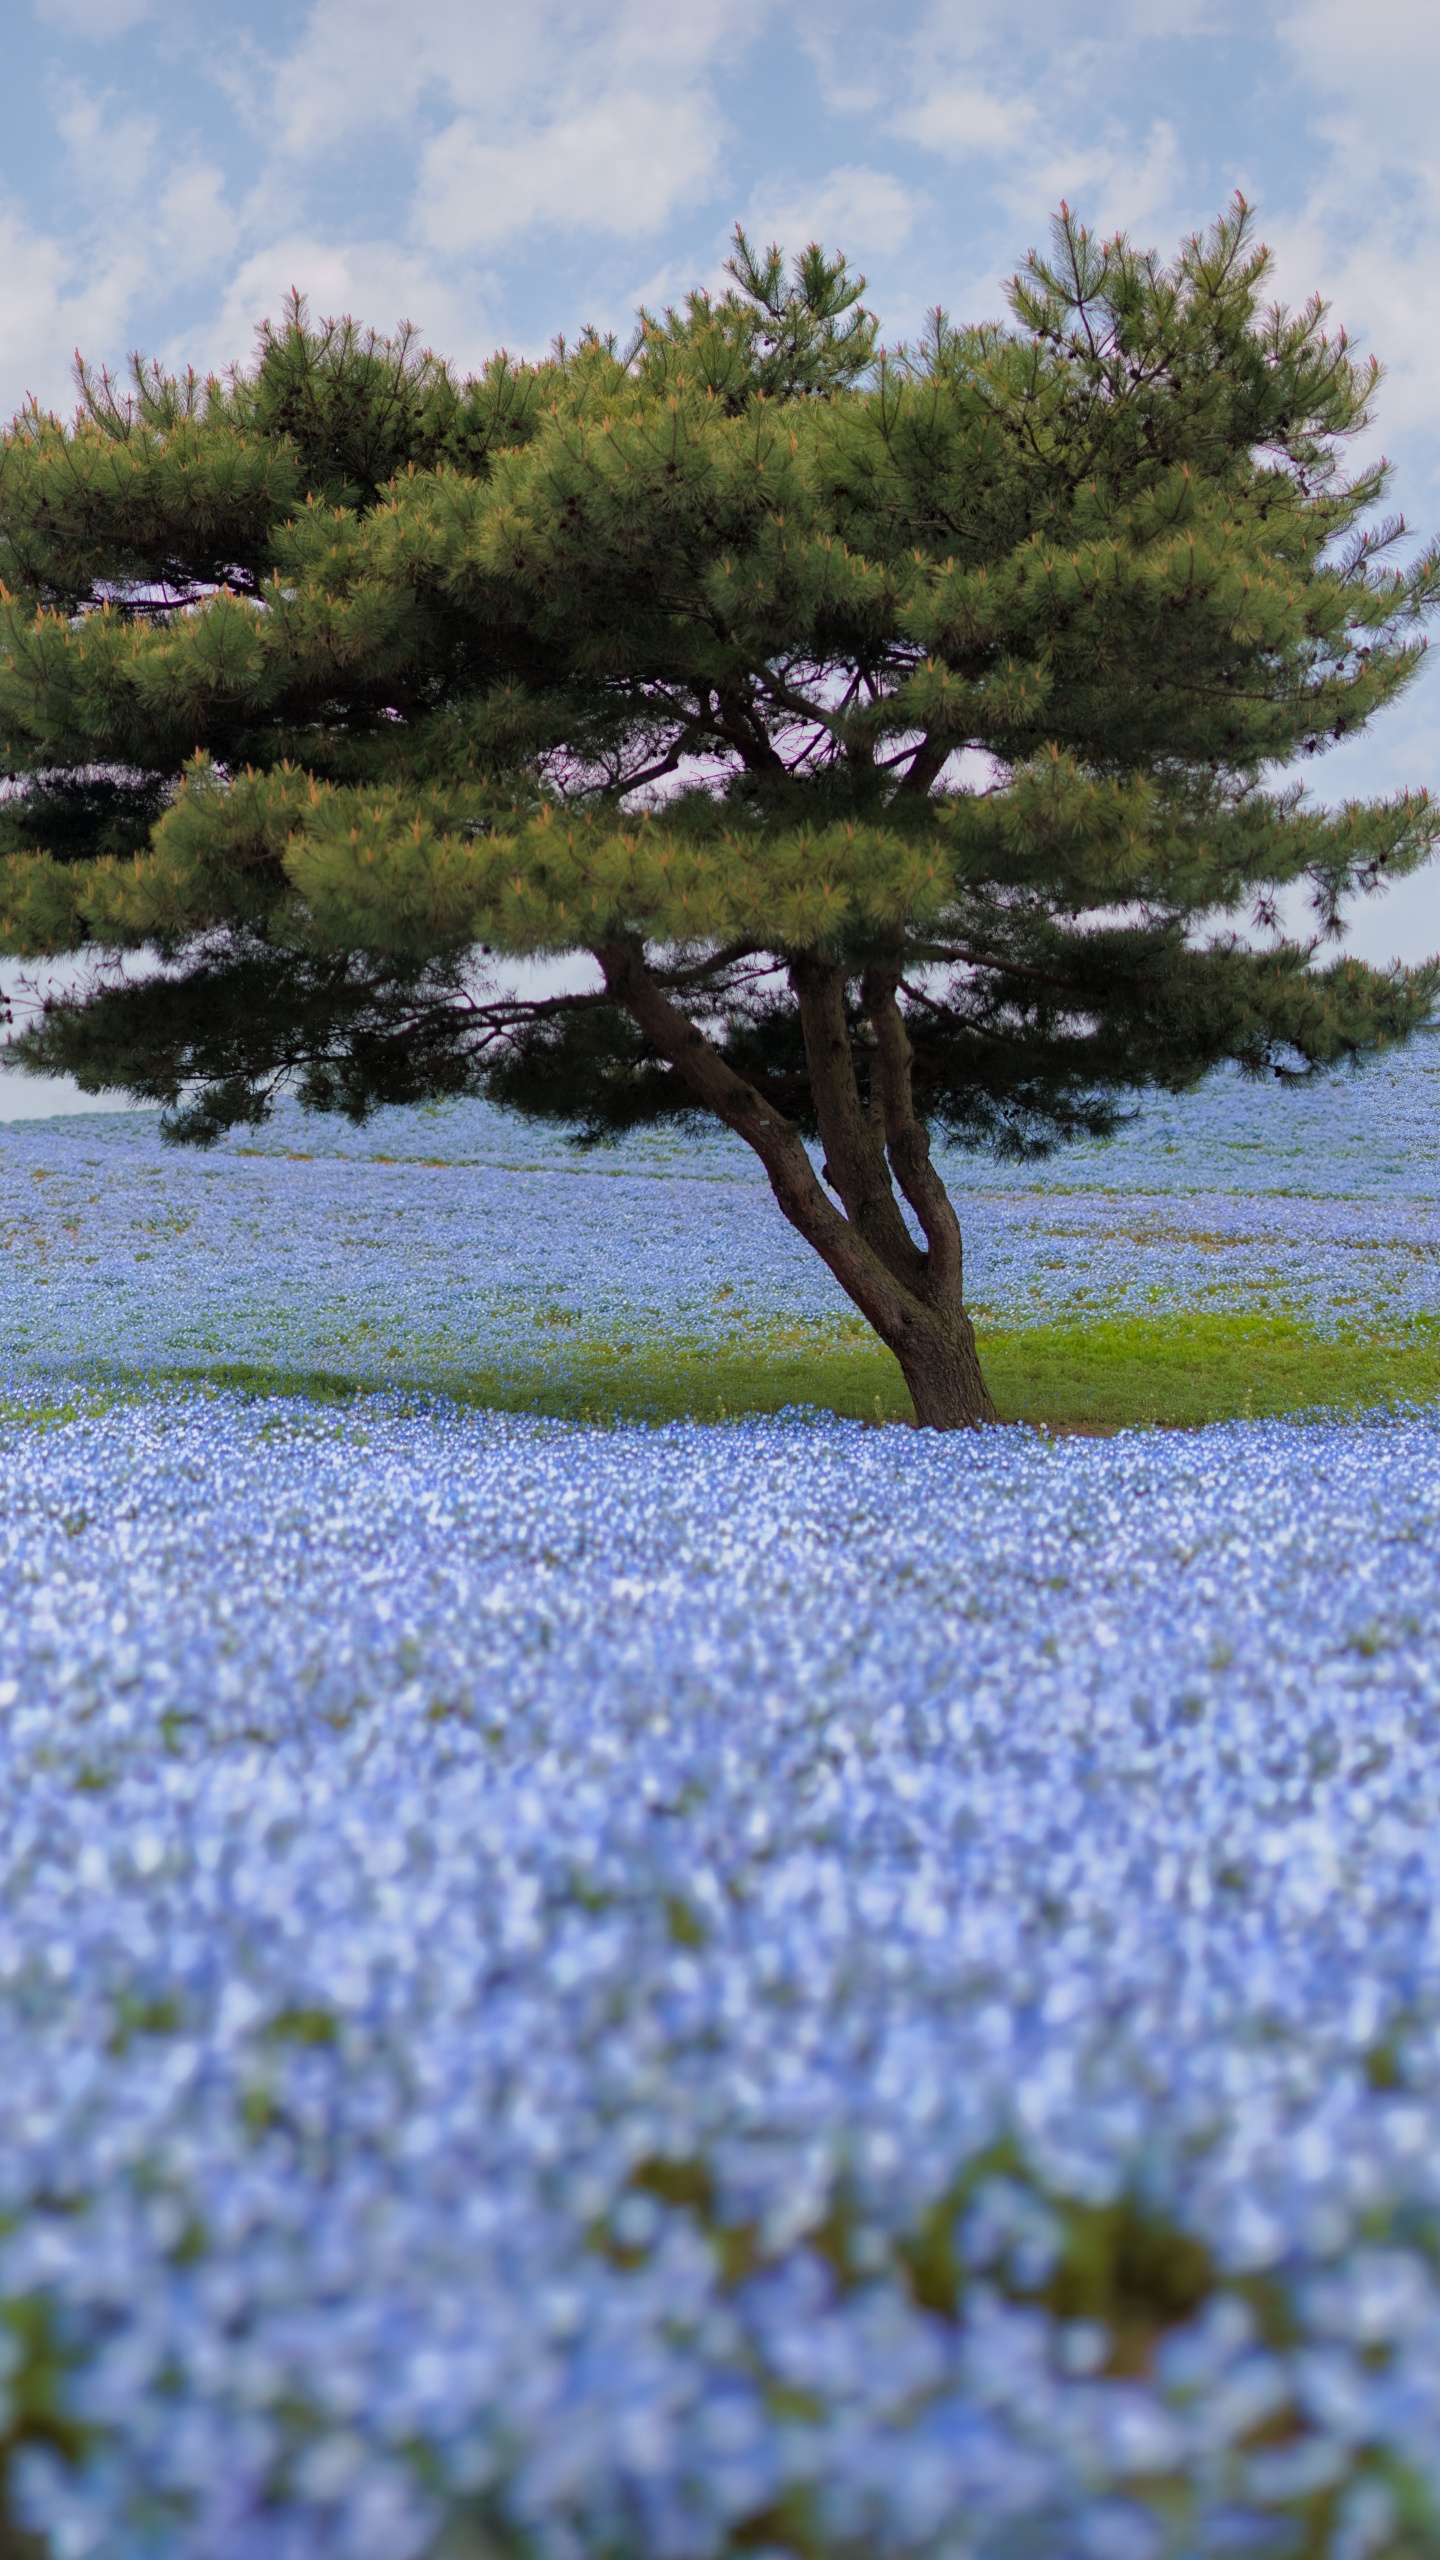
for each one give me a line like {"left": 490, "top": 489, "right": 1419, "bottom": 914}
{"left": 65, "top": 1309, "right": 1440, "bottom": 1433}
{"left": 985, "top": 1310, "right": 1440, "bottom": 1432}
{"left": 0, "top": 1386, "right": 124, "bottom": 1434}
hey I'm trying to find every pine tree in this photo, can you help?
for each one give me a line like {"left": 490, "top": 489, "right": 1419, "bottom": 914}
{"left": 2, "top": 203, "right": 1437, "bottom": 1427}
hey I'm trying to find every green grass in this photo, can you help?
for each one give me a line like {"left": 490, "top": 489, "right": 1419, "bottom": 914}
{"left": 0, "top": 1386, "right": 121, "bottom": 1434}
{"left": 985, "top": 1310, "right": 1440, "bottom": 1432}
{"left": 75, "top": 1308, "right": 1440, "bottom": 1434}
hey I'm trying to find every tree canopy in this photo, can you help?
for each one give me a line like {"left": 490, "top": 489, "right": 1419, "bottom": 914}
{"left": 1, "top": 202, "right": 1436, "bottom": 1426}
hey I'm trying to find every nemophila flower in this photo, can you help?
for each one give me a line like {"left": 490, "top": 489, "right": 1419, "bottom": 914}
{"left": 1, "top": 1047, "right": 1440, "bottom": 2553}
{"left": 4, "top": 1039, "right": 1440, "bottom": 1383}
{"left": 0, "top": 1386, "right": 1439, "bottom": 2552}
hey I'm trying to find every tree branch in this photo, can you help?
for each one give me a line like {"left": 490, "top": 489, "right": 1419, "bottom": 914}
{"left": 466, "top": 986, "right": 611, "bottom": 1026}
{"left": 902, "top": 950, "right": 1083, "bottom": 995}
{"left": 591, "top": 936, "right": 934, "bottom": 1348}
{"left": 894, "top": 734, "right": 951, "bottom": 798}
{"left": 863, "top": 965, "right": 963, "bottom": 1301}
{"left": 713, "top": 683, "right": 786, "bottom": 774}
{"left": 752, "top": 669, "right": 850, "bottom": 738}
{"left": 789, "top": 951, "right": 926, "bottom": 1285}
{"left": 649, "top": 938, "right": 766, "bottom": 988}
{"left": 615, "top": 719, "right": 706, "bottom": 797}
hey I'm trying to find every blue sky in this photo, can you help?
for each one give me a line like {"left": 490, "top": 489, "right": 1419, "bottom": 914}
{"left": 1, "top": 0, "right": 1438, "bottom": 1109}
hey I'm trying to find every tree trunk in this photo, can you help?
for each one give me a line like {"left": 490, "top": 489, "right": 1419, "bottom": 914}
{"left": 892, "top": 1304, "right": 995, "bottom": 1430}
{"left": 591, "top": 939, "right": 997, "bottom": 1430}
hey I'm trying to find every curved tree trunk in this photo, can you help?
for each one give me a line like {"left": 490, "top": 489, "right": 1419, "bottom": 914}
{"left": 592, "top": 938, "right": 997, "bottom": 1430}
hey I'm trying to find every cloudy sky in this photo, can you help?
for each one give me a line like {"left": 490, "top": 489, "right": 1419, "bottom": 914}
{"left": 2, "top": 0, "right": 1439, "bottom": 1109}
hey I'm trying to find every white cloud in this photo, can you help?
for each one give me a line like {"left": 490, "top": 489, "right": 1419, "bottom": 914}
{"left": 884, "top": 0, "right": 1201, "bottom": 243}
{"left": 249, "top": 0, "right": 755, "bottom": 256}
{"left": 47, "top": 83, "right": 232, "bottom": 291}
{"left": 250, "top": 0, "right": 756, "bottom": 162}
{"left": 1264, "top": 0, "right": 1440, "bottom": 461}
{"left": 0, "top": 208, "right": 147, "bottom": 414}
{"left": 899, "top": 81, "right": 1035, "bottom": 159}
{"left": 417, "top": 88, "right": 723, "bottom": 252}
{"left": 1, "top": 0, "right": 768, "bottom": 407}
{"left": 254, "top": 0, "right": 539, "bottom": 156}
{"left": 167, "top": 0, "right": 762, "bottom": 331}
{"left": 0, "top": 218, "right": 74, "bottom": 412}
{"left": 1277, "top": 0, "right": 1440, "bottom": 161}
{"left": 1012, "top": 117, "right": 1189, "bottom": 247}
{"left": 742, "top": 166, "right": 918, "bottom": 263}
{"left": 0, "top": 71, "right": 245, "bottom": 410}
{"left": 149, "top": 161, "right": 233, "bottom": 279}
{"left": 51, "top": 84, "right": 159, "bottom": 196}
{"left": 181, "top": 236, "right": 501, "bottom": 380}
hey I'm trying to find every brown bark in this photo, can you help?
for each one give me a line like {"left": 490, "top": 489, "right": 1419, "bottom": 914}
{"left": 895, "top": 733, "right": 952, "bottom": 799}
{"left": 591, "top": 939, "right": 996, "bottom": 1429}
{"left": 789, "top": 952, "right": 923, "bottom": 1283}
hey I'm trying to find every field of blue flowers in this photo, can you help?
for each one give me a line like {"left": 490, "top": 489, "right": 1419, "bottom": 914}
{"left": 5, "top": 1036, "right": 1440, "bottom": 1389}
{"left": 3, "top": 1047, "right": 1440, "bottom": 2558}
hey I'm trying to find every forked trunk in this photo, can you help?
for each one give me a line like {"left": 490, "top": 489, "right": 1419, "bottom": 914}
{"left": 592, "top": 940, "right": 998, "bottom": 1431}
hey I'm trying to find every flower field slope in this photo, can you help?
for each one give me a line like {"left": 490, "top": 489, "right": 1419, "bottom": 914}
{"left": 5, "top": 1038, "right": 1440, "bottom": 1400}
{"left": 4, "top": 1048, "right": 1440, "bottom": 2554}
{"left": 0, "top": 1392, "right": 1439, "bottom": 2556}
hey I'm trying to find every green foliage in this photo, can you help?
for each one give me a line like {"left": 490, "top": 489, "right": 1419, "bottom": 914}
{"left": 631, "top": 227, "right": 879, "bottom": 409}
{"left": 0, "top": 2295, "right": 88, "bottom": 2559}
{"left": 11, "top": 939, "right": 484, "bottom": 1142}
{"left": 0, "top": 197, "right": 1436, "bottom": 1164}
